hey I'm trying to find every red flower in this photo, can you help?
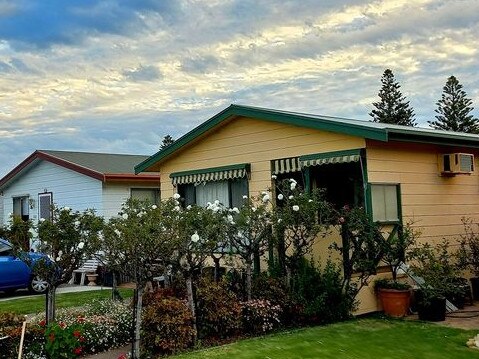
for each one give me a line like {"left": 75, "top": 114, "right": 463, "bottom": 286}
{"left": 74, "top": 347, "right": 83, "bottom": 355}
{"left": 73, "top": 330, "right": 81, "bottom": 338}
{"left": 39, "top": 320, "right": 46, "bottom": 327}
{"left": 59, "top": 322, "right": 66, "bottom": 329}
{"left": 79, "top": 336, "right": 86, "bottom": 343}
{"left": 77, "top": 316, "right": 85, "bottom": 323}
{"left": 117, "top": 354, "right": 128, "bottom": 359}
{"left": 49, "top": 333, "right": 55, "bottom": 342}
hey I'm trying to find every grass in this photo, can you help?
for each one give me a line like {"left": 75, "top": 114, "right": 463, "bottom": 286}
{"left": 173, "top": 318, "right": 479, "bottom": 359}
{"left": 0, "top": 288, "right": 133, "bottom": 315}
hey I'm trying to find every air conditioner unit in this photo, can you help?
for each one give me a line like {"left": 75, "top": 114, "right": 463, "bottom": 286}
{"left": 441, "top": 153, "right": 474, "bottom": 174}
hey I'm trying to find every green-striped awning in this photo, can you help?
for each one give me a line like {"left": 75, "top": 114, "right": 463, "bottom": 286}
{"left": 271, "top": 157, "right": 301, "bottom": 175}
{"left": 170, "top": 163, "right": 250, "bottom": 185}
{"left": 300, "top": 149, "right": 362, "bottom": 168}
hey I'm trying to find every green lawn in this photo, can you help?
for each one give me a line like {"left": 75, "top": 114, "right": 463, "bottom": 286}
{"left": 173, "top": 318, "right": 479, "bottom": 359}
{"left": 0, "top": 288, "right": 133, "bottom": 315}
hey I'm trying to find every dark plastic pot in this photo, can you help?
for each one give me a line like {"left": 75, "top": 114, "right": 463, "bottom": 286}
{"left": 471, "top": 277, "right": 479, "bottom": 300}
{"left": 416, "top": 291, "right": 446, "bottom": 322}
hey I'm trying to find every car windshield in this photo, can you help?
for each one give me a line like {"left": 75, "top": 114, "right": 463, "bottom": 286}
{"left": 0, "top": 240, "right": 12, "bottom": 254}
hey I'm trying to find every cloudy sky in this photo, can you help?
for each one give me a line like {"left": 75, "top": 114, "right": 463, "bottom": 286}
{"left": 0, "top": 0, "right": 478, "bottom": 176}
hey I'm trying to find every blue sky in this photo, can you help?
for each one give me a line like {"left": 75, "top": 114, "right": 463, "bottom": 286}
{"left": 0, "top": 0, "right": 478, "bottom": 176}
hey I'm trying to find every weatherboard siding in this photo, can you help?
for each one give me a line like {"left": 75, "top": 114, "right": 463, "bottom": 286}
{"left": 366, "top": 141, "right": 479, "bottom": 244}
{"left": 2, "top": 161, "right": 103, "bottom": 225}
{"left": 159, "top": 116, "right": 365, "bottom": 198}
{"left": 102, "top": 183, "right": 160, "bottom": 220}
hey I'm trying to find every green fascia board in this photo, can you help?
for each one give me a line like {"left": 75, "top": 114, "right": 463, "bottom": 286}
{"left": 135, "top": 104, "right": 388, "bottom": 173}
{"left": 170, "top": 163, "right": 251, "bottom": 178}
{"left": 388, "top": 131, "right": 479, "bottom": 148}
{"left": 299, "top": 148, "right": 362, "bottom": 162}
{"left": 135, "top": 104, "right": 479, "bottom": 174}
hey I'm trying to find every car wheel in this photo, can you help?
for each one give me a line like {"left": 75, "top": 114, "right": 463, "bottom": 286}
{"left": 29, "top": 277, "right": 48, "bottom": 294}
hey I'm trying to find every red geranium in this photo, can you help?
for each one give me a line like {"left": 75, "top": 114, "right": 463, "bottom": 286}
{"left": 74, "top": 347, "right": 83, "bottom": 355}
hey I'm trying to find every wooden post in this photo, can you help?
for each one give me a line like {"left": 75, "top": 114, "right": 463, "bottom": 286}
{"left": 17, "top": 321, "right": 27, "bottom": 359}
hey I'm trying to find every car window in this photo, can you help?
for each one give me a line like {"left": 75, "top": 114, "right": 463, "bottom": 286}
{"left": 0, "top": 241, "right": 13, "bottom": 256}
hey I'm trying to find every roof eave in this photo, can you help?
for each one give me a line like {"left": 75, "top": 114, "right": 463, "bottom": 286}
{"left": 135, "top": 104, "right": 389, "bottom": 173}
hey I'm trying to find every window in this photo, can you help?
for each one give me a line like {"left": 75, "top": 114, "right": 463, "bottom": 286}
{"left": 370, "top": 184, "right": 400, "bottom": 223}
{"left": 38, "top": 192, "right": 53, "bottom": 221}
{"left": 179, "top": 178, "right": 248, "bottom": 208}
{"left": 131, "top": 188, "right": 160, "bottom": 205}
{"left": 13, "top": 196, "right": 29, "bottom": 221}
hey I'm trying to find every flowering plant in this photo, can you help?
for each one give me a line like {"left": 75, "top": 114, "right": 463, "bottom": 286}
{"left": 241, "top": 299, "right": 281, "bottom": 334}
{"left": 44, "top": 322, "right": 85, "bottom": 359}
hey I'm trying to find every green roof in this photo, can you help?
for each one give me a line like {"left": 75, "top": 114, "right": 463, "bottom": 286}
{"left": 135, "top": 104, "right": 479, "bottom": 173}
{"left": 41, "top": 150, "right": 150, "bottom": 174}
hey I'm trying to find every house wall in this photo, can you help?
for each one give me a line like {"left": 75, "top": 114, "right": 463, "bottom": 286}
{"left": 102, "top": 182, "right": 160, "bottom": 220}
{"left": 159, "top": 116, "right": 366, "bottom": 198}
{"left": 2, "top": 161, "right": 103, "bottom": 227}
{"left": 366, "top": 140, "right": 479, "bottom": 244}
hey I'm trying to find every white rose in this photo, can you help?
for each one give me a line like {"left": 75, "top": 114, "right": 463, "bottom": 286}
{"left": 191, "top": 231, "right": 200, "bottom": 243}
{"left": 122, "top": 213, "right": 128, "bottom": 220}
{"left": 232, "top": 207, "right": 239, "bottom": 214}
{"left": 74, "top": 221, "right": 81, "bottom": 227}
{"left": 292, "top": 205, "right": 300, "bottom": 212}
{"left": 262, "top": 194, "right": 270, "bottom": 203}
{"left": 78, "top": 242, "right": 85, "bottom": 249}
{"left": 242, "top": 195, "right": 248, "bottom": 199}
{"left": 151, "top": 204, "right": 157, "bottom": 209}
{"left": 186, "top": 205, "right": 192, "bottom": 210}
{"left": 252, "top": 207, "right": 257, "bottom": 212}
{"left": 271, "top": 175, "right": 277, "bottom": 179}
{"left": 277, "top": 194, "right": 284, "bottom": 200}
{"left": 173, "top": 193, "right": 181, "bottom": 199}
{"left": 289, "top": 195, "right": 294, "bottom": 200}
{"left": 290, "top": 182, "right": 297, "bottom": 190}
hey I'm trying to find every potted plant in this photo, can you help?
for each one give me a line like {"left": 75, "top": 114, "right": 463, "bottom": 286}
{"left": 407, "top": 240, "right": 461, "bottom": 321}
{"left": 458, "top": 218, "right": 479, "bottom": 300}
{"left": 374, "top": 224, "right": 415, "bottom": 317}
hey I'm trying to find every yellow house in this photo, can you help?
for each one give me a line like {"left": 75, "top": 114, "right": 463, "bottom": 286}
{"left": 136, "top": 104, "right": 479, "bottom": 313}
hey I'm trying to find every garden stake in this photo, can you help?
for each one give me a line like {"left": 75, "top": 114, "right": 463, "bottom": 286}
{"left": 18, "top": 321, "right": 27, "bottom": 359}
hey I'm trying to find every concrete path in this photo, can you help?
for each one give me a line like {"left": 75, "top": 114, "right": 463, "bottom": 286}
{"left": 0, "top": 285, "right": 113, "bottom": 301}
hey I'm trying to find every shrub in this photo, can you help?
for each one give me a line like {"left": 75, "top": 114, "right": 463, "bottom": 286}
{"left": 44, "top": 322, "right": 85, "bottom": 358}
{"left": 25, "top": 299, "right": 132, "bottom": 357}
{"left": 291, "top": 258, "right": 355, "bottom": 324}
{"left": 196, "top": 278, "right": 242, "bottom": 340}
{"left": 241, "top": 299, "right": 281, "bottom": 334}
{"left": 141, "top": 297, "right": 195, "bottom": 355}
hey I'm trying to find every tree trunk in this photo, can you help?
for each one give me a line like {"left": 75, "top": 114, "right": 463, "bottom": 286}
{"left": 45, "top": 285, "right": 56, "bottom": 325}
{"left": 245, "top": 261, "right": 252, "bottom": 301}
{"left": 186, "top": 275, "right": 197, "bottom": 341}
{"left": 213, "top": 256, "right": 221, "bottom": 282}
{"left": 131, "top": 285, "right": 143, "bottom": 359}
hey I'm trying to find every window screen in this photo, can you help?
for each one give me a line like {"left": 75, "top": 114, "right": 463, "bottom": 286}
{"left": 131, "top": 188, "right": 159, "bottom": 204}
{"left": 371, "top": 184, "right": 399, "bottom": 222}
{"left": 38, "top": 193, "right": 52, "bottom": 221}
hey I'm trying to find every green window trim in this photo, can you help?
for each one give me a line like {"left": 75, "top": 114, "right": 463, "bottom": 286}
{"left": 299, "top": 149, "right": 362, "bottom": 168}
{"left": 170, "top": 163, "right": 251, "bottom": 185}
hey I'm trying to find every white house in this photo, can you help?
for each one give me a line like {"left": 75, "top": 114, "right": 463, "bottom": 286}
{"left": 0, "top": 150, "right": 160, "bottom": 245}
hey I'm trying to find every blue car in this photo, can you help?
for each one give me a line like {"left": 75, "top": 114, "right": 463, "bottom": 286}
{"left": 0, "top": 238, "right": 48, "bottom": 294}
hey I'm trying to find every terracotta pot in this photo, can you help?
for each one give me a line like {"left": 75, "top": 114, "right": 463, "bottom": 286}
{"left": 378, "top": 288, "right": 411, "bottom": 317}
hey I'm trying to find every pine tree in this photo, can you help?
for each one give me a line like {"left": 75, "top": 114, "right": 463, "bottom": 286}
{"left": 160, "top": 134, "right": 175, "bottom": 150}
{"left": 370, "top": 69, "right": 416, "bottom": 126}
{"left": 428, "top": 76, "right": 479, "bottom": 134}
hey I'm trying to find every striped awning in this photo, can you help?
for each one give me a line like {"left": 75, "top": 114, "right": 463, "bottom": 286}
{"left": 272, "top": 157, "right": 301, "bottom": 175}
{"left": 300, "top": 149, "right": 361, "bottom": 168}
{"left": 170, "top": 163, "right": 250, "bottom": 185}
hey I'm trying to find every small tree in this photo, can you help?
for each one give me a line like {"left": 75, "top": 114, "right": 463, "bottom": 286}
{"left": 1, "top": 214, "right": 33, "bottom": 250}
{"left": 273, "top": 179, "right": 334, "bottom": 280}
{"left": 335, "top": 206, "right": 385, "bottom": 301}
{"left": 160, "top": 135, "right": 175, "bottom": 150}
{"left": 35, "top": 206, "right": 104, "bottom": 324}
{"left": 428, "top": 75, "right": 479, "bottom": 133}
{"left": 101, "top": 198, "right": 178, "bottom": 359}
{"left": 173, "top": 199, "right": 228, "bottom": 341}
{"left": 370, "top": 69, "right": 416, "bottom": 126}
{"left": 230, "top": 193, "right": 272, "bottom": 300}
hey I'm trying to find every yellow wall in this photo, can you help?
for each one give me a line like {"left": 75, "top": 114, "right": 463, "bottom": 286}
{"left": 159, "top": 116, "right": 365, "bottom": 198}
{"left": 366, "top": 140, "right": 479, "bottom": 245}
